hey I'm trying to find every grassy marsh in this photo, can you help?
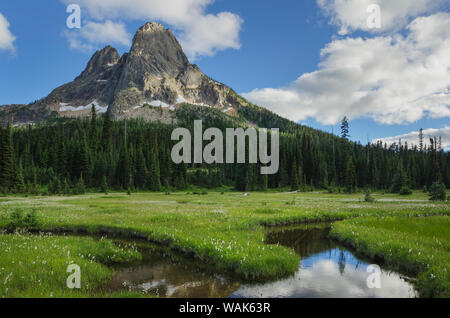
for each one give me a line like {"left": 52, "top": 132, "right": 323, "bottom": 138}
{"left": 330, "top": 216, "right": 449, "bottom": 298}
{"left": 0, "top": 233, "right": 141, "bottom": 297}
{"left": 0, "top": 190, "right": 448, "bottom": 297}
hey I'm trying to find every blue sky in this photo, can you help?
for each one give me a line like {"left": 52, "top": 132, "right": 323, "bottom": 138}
{"left": 0, "top": 0, "right": 449, "bottom": 148}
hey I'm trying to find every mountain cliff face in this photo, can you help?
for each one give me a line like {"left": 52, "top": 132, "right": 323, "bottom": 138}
{"left": 0, "top": 22, "right": 245, "bottom": 126}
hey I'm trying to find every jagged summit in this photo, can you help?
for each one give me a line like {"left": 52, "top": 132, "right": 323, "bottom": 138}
{"left": 0, "top": 22, "right": 244, "bottom": 126}
{"left": 77, "top": 46, "right": 120, "bottom": 80}
{"left": 128, "top": 21, "right": 189, "bottom": 78}
{"left": 138, "top": 22, "right": 166, "bottom": 33}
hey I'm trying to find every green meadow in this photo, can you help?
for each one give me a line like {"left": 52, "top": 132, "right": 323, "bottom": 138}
{"left": 330, "top": 216, "right": 450, "bottom": 298}
{"left": 0, "top": 190, "right": 449, "bottom": 298}
{"left": 0, "top": 233, "right": 142, "bottom": 298}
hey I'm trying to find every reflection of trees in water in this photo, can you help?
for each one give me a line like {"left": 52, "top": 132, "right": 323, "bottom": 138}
{"left": 112, "top": 260, "right": 241, "bottom": 298}
{"left": 109, "top": 243, "right": 241, "bottom": 298}
{"left": 266, "top": 226, "right": 359, "bottom": 277}
{"left": 354, "top": 260, "right": 362, "bottom": 271}
{"left": 266, "top": 226, "right": 335, "bottom": 258}
{"left": 338, "top": 250, "right": 346, "bottom": 276}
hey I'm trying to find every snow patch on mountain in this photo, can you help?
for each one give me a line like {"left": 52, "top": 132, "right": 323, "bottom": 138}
{"left": 59, "top": 100, "right": 109, "bottom": 113}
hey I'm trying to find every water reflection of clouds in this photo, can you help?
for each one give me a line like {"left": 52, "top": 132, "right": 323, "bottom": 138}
{"left": 112, "top": 235, "right": 418, "bottom": 298}
{"left": 231, "top": 249, "right": 417, "bottom": 298}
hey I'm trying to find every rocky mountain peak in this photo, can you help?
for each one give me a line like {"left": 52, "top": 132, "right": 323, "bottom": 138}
{"left": 0, "top": 22, "right": 244, "bottom": 126}
{"left": 138, "top": 22, "right": 166, "bottom": 33}
{"left": 129, "top": 21, "right": 189, "bottom": 78}
{"left": 78, "top": 46, "right": 120, "bottom": 80}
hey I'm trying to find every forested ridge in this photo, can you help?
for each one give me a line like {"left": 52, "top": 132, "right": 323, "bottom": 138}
{"left": 0, "top": 103, "right": 448, "bottom": 195}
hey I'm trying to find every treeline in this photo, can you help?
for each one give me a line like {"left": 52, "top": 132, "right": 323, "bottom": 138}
{"left": 239, "top": 105, "right": 449, "bottom": 192}
{"left": 0, "top": 105, "right": 449, "bottom": 195}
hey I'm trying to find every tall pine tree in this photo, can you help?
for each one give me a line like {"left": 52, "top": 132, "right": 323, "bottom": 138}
{"left": 101, "top": 108, "right": 112, "bottom": 151}
{"left": 148, "top": 137, "right": 161, "bottom": 191}
{"left": 344, "top": 157, "right": 357, "bottom": 193}
{"left": 0, "top": 125, "right": 14, "bottom": 191}
{"left": 90, "top": 104, "right": 98, "bottom": 149}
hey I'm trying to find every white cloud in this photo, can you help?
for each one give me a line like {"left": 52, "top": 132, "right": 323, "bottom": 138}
{"left": 60, "top": 0, "right": 242, "bottom": 60}
{"left": 178, "top": 11, "right": 242, "bottom": 59}
{"left": 0, "top": 13, "right": 16, "bottom": 52}
{"left": 317, "top": 0, "right": 444, "bottom": 35}
{"left": 65, "top": 20, "right": 131, "bottom": 51}
{"left": 233, "top": 259, "right": 416, "bottom": 298}
{"left": 374, "top": 126, "right": 450, "bottom": 151}
{"left": 243, "top": 13, "right": 450, "bottom": 125}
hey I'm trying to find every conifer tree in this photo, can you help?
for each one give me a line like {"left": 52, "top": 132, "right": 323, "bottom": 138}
{"left": 0, "top": 127, "right": 4, "bottom": 191}
{"left": 290, "top": 161, "right": 299, "bottom": 191}
{"left": 101, "top": 108, "right": 112, "bottom": 151}
{"left": 235, "top": 163, "right": 249, "bottom": 191}
{"left": 116, "top": 144, "right": 131, "bottom": 189}
{"left": 0, "top": 125, "right": 14, "bottom": 191}
{"left": 57, "top": 138, "right": 67, "bottom": 178}
{"left": 48, "top": 178, "right": 55, "bottom": 195}
{"left": 76, "top": 175, "right": 86, "bottom": 195}
{"left": 173, "top": 163, "right": 187, "bottom": 190}
{"left": 79, "top": 133, "right": 90, "bottom": 184}
{"left": 279, "top": 165, "right": 289, "bottom": 187}
{"left": 159, "top": 144, "right": 172, "bottom": 187}
{"left": 260, "top": 171, "right": 268, "bottom": 192}
{"left": 90, "top": 104, "right": 97, "bottom": 142}
{"left": 148, "top": 139, "right": 161, "bottom": 191}
{"left": 14, "top": 162, "right": 25, "bottom": 193}
{"left": 55, "top": 178, "right": 62, "bottom": 195}
{"left": 32, "top": 169, "right": 39, "bottom": 195}
{"left": 63, "top": 179, "right": 70, "bottom": 195}
{"left": 429, "top": 182, "right": 447, "bottom": 201}
{"left": 418, "top": 128, "right": 424, "bottom": 152}
{"left": 149, "top": 151, "right": 161, "bottom": 191}
{"left": 100, "top": 175, "right": 108, "bottom": 194}
{"left": 344, "top": 157, "right": 357, "bottom": 193}
{"left": 319, "top": 161, "right": 328, "bottom": 188}
{"left": 341, "top": 117, "right": 350, "bottom": 139}
{"left": 301, "top": 174, "right": 307, "bottom": 192}
{"left": 135, "top": 148, "right": 147, "bottom": 189}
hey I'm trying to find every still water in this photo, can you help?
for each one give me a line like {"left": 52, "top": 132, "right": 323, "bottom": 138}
{"left": 109, "top": 224, "right": 417, "bottom": 298}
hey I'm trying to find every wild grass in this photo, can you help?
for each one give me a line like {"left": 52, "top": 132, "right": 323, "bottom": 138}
{"left": 0, "top": 190, "right": 448, "bottom": 297}
{"left": 0, "top": 232, "right": 141, "bottom": 297}
{"left": 329, "top": 216, "right": 450, "bottom": 298}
